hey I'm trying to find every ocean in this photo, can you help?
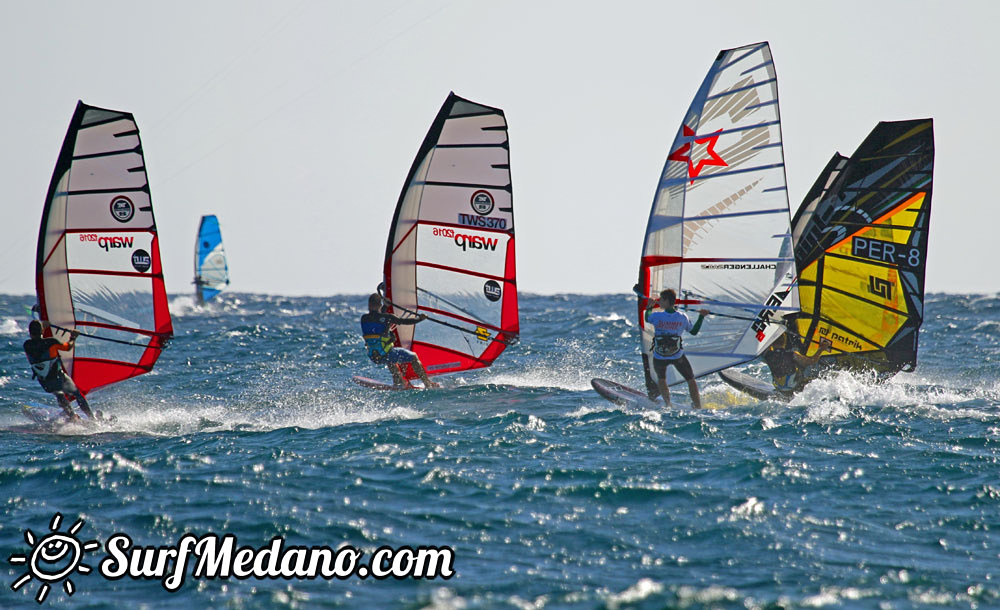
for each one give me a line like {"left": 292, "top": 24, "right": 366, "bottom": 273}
{"left": 1, "top": 292, "right": 998, "bottom": 608}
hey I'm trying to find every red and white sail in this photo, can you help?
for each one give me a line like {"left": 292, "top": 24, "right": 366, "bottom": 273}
{"left": 36, "top": 101, "right": 173, "bottom": 395}
{"left": 384, "top": 93, "right": 518, "bottom": 377}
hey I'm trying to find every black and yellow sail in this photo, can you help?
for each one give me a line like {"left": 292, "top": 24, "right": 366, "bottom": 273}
{"left": 790, "top": 119, "right": 934, "bottom": 375}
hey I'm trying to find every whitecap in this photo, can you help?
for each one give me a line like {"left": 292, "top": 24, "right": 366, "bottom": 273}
{"left": 605, "top": 578, "right": 664, "bottom": 609}
{"left": 0, "top": 317, "right": 21, "bottom": 335}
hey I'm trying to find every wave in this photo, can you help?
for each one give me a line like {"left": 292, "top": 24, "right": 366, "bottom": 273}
{"left": 0, "top": 317, "right": 21, "bottom": 336}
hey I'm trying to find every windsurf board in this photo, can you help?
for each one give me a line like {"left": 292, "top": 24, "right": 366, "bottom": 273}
{"left": 22, "top": 401, "right": 69, "bottom": 425}
{"left": 21, "top": 401, "right": 114, "bottom": 428}
{"left": 590, "top": 378, "right": 661, "bottom": 409}
{"left": 351, "top": 376, "right": 421, "bottom": 391}
{"left": 717, "top": 370, "right": 787, "bottom": 401}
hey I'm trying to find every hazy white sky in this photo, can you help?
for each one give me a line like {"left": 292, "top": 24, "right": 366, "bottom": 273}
{"left": 1, "top": 1, "right": 995, "bottom": 296}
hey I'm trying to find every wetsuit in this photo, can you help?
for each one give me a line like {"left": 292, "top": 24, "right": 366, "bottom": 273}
{"left": 23, "top": 336, "right": 93, "bottom": 418}
{"left": 763, "top": 340, "right": 826, "bottom": 393}
{"left": 360, "top": 312, "right": 420, "bottom": 364}
{"left": 645, "top": 308, "right": 705, "bottom": 381}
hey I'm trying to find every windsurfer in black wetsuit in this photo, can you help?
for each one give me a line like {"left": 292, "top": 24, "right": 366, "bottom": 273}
{"left": 763, "top": 332, "right": 833, "bottom": 394}
{"left": 23, "top": 320, "right": 95, "bottom": 421}
{"left": 360, "top": 293, "right": 439, "bottom": 388}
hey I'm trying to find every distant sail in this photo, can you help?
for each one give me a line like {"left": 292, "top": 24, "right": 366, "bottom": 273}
{"left": 790, "top": 119, "right": 934, "bottom": 374}
{"left": 36, "top": 101, "right": 173, "bottom": 395}
{"left": 194, "top": 214, "right": 230, "bottom": 303}
{"left": 638, "top": 42, "right": 797, "bottom": 392}
{"left": 383, "top": 92, "right": 518, "bottom": 377}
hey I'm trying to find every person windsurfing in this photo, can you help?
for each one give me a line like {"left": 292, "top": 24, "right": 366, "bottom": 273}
{"left": 640, "top": 287, "right": 710, "bottom": 409}
{"left": 360, "top": 293, "right": 439, "bottom": 388}
{"left": 762, "top": 332, "right": 833, "bottom": 394}
{"left": 23, "top": 320, "right": 95, "bottom": 421}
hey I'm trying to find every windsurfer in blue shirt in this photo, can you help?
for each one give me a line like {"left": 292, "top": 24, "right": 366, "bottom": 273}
{"left": 640, "top": 288, "right": 710, "bottom": 409}
{"left": 360, "top": 293, "right": 439, "bottom": 388}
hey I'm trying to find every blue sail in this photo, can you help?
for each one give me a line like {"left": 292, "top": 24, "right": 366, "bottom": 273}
{"left": 194, "top": 215, "right": 229, "bottom": 303}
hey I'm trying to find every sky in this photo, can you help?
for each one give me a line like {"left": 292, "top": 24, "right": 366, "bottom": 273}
{"left": 1, "top": 0, "right": 996, "bottom": 297}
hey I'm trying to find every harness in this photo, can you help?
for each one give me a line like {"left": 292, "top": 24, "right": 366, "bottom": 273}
{"left": 25, "top": 348, "right": 71, "bottom": 394}
{"left": 363, "top": 332, "right": 395, "bottom": 363}
{"left": 29, "top": 359, "right": 58, "bottom": 380}
{"left": 652, "top": 334, "right": 682, "bottom": 358}
{"left": 24, "top": 338, "right": 65, "bottom": 382}
{"left": 773, "top": 372, "right": 799, "bottom": 391}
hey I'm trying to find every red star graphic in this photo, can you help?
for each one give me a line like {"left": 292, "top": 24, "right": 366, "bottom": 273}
{"left": 668, "top": 125, "right": 728, "bottom": 184}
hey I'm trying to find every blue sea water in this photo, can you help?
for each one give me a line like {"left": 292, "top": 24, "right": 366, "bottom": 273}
{"left": 1, "top": 292, "right": 999, "bottom": 608}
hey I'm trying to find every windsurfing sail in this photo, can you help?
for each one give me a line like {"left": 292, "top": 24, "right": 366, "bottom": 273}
{"left": 638, "top": 42, "right": 798, "bottom": 393}
{"left": 194, "top": 214, "right": 230, "bottom": 303}
{"left": 382, "top": 92, "right": 518, "bottom": 377}
{"left": 36, "top": 101, "right": 173, "bottom": 396}
{"left": 791, "top": 154, "right": 848, "bottom": 251}
{"left": 790, "top": 119, "right": 934, "bottom": 374}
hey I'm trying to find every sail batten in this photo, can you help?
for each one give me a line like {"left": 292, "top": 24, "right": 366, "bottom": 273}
{"left": 36, "top": 101, "right": 173, "bottom": 396}
{"left": 639, "top": 42, "right": 797, "bottom": 392}
{"left": 384, "top": 92, "right": 519, "bottom": 378}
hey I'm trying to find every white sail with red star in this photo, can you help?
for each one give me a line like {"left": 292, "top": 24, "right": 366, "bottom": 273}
{"left": 637, "top": 42, "right": 798, "bottom": 392}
